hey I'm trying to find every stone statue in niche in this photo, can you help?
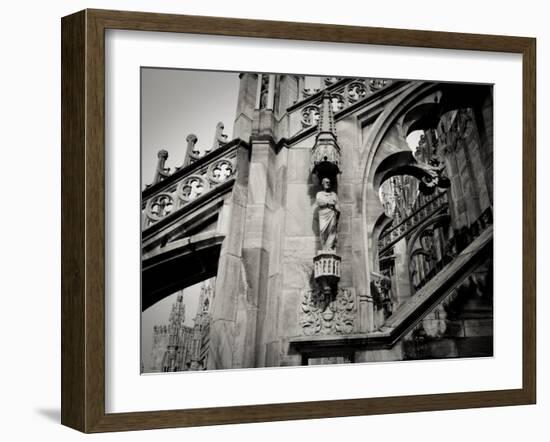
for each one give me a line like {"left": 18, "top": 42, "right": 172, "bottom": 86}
{"left": 316, "top": 177, "right": 340, "bottom": 252}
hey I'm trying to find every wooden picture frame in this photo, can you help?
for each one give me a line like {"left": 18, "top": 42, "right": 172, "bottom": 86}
{"left": 61, "top": 8, "right": 536, "bottom": 433}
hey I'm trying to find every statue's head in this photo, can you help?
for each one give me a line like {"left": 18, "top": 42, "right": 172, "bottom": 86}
{"left": 321, "top": 177, "right": 331, "bottom": 191}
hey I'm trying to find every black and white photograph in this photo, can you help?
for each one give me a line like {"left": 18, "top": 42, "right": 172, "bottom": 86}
{"left": 3, "top": 0, "right": 544, "bottom": 439}
{"left": 140, "top": 69, "right": 494, "bottom": 373}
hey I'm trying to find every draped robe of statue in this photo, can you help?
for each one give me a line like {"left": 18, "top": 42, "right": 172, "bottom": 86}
{"left": 316, "top": 190, "right": 340, "bottom": 251}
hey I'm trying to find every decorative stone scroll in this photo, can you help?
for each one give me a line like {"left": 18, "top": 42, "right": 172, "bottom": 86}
{"left": 300, "top": 288, "right": 356, "bottom": 336}
{"left": 346, "top": 81, "right": 367, "bottom": 102}
{"left": 301, "top": 104, "right": 320, "bottom": 127}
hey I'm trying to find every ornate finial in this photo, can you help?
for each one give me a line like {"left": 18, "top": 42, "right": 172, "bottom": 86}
{"left": 208, "top": 122, "right": 228, "bottom": 153}
{"left": 186, "top": 134, "right": 198, "bottom": 146}
{"left": 153, "top": 149, "right": 170, "bottom": 184}
{"left": 183, "top": 134, "right": 200, "bottom": 166}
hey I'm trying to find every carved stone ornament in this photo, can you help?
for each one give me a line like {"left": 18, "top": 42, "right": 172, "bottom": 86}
{"left": 330, "top": 93, "right": 345, "bottom": 112}
{"left": 301, "top": 104, "right": 320, "bottom": 127}
{"left": 208, "top": 159, "right": 234, "bottom": 184}
{"left": 368, "top": 78, "right": 388, "bottom": 92}
{"left": 300, "top": 288, "right": 356, "bottom": 336}
{"left": 346, "top": 81, "right": 367, "bottom": 102}
{"left": 177, "top": 175, "right": 209, "bottom": 202}
{"left": 323, "top": 76, "right": 341, "bottom": 87}
{"left": 146, "top": 193, "right": 174, "bottom": 221}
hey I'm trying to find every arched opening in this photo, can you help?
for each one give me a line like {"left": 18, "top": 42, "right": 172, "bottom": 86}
{"left": 406, "top": 130, "right": 423, "bottom": 156}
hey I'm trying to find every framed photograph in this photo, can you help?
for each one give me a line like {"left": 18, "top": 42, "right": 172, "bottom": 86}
{"left": 61, "top": 9, "right": 536, "bottom": 433}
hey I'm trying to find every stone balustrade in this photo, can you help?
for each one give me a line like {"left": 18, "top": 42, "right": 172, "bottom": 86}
{"left": 141, "top": 140, "right": 240, "bottom": 230}
{"left": 378, "top": 190, "right": 449, "bottom": 253}
{"left": 412, "top": 207, "right": 494, "bottom": 292}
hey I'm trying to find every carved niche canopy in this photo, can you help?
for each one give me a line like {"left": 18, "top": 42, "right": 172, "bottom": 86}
{"left": 310, "top": 92, "right": 342, "bottom": 180}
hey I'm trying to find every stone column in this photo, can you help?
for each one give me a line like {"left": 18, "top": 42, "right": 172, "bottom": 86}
{"left": 240, "top": 137, "right": 277, "bottom": 368}
{"left": 233, "top": 73, "right": 258, "bottom": 141}
{"left": 267, "top": 74, "right": 276, "bottom": 110}
{"left": 207, "top": 142, "right": 250, "bottom": 370}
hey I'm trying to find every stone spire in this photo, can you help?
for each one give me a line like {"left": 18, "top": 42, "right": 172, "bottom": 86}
{"left": 318, "top": 92, "right": 336, "bottom": 135}
{"left": 311, "top": 92, "right": 341, "bottom": 180}
{"left": 161, "top": 294, "right": 186, "bottom": 372}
